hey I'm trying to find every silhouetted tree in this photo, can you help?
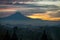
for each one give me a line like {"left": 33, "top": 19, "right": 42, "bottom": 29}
{"left": 0, "top": 24, "right": 2, "bottom": 40}
{"left": 20, "top": 34, "right": 23, "bottom": 40}
{"left": 34, "top": 32, "right": 41, "bottom": 40}
{"left": 41, "top": 30, "right": 48, "bottom": 40}
{"left": 11, "top": 26, "right": 18, "bottom": 40}
{"left": 3, "top": 30, "right": 10, "bottom": 40}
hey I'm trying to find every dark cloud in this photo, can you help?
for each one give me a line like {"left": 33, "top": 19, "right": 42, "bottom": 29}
{"left": 0, "top": 0, "right": 33, "bottom": 2}
{"left": 0, "top": 4, "right": 60, "bottom": 18}
{"left": 48, "top": 11, "right": 60, "bottom": 17}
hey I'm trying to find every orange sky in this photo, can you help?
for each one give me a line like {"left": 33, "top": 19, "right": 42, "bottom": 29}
{"left": 0, "top": 8, "right": 60, "bottom": 21}
{"left": 27, "top": 11, "right": 60, "bottom": 21}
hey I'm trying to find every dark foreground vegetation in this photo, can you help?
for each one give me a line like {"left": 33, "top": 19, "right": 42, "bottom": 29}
{"left": 0, "top": 24, "right": 60, "bottom": 40}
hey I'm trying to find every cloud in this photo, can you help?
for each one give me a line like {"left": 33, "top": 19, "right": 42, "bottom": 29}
{"left": 0, "top": 8, "right": 16, "bottom": 17}
{"left": 27, "top": 10, "right": 60, "bottom": 21}
{"left": 0, "top": 4, "right": 60, "bottom": 19}
{"left": 48, "top": 10, "right": 60, "bottom": 17}
{"left": 0, "top": 12, "right": 15, "bottom": 18}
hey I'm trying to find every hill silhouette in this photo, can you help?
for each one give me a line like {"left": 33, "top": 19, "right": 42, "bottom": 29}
{"left": 0, "top": 11, "right": 31, "bottom": 21}
{"left": 0, "top": 11, "right": 59, "bottom": 26}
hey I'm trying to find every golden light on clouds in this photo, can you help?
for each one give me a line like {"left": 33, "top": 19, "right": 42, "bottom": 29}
{"left": 27, "top": 11, "right": 60, "bottom": 21}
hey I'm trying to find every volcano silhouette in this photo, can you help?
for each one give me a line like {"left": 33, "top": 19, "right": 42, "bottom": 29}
{"left": 0, "top": 11, "right": 31, "bottom": 21}
{"left": 0, "top": 11, "right": 42, "bottom": 25}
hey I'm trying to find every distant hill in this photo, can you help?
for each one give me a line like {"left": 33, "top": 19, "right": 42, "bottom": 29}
{"left": 0, "top": 11, "right": 60, "bottom": 26}
{"left": 0, "top": 11, "right": 31, "bottom": 21}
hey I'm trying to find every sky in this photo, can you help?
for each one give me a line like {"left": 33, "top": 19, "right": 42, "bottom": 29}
{"left": 0, "top": 1, "right": 60, "bottom": 21}
{"left": 27, "top": 11, "right": 60, "bottom": 21}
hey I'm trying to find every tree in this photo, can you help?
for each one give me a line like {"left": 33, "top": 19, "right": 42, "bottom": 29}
{"left": 41, "top": 30, "right": 48, "bottom": 40}
{"left": 3, "top": 30, "right": 10, "bottom": 40}
{"left": 11, "top": 26, "right": 18, "bottom": 40}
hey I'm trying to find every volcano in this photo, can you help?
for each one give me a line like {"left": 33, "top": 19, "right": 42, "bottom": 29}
{"left": 0, "top": 11, "right": 59, "bottom": 26}
{"left": 0, "top": 11, "right": 31, "bottom": 21}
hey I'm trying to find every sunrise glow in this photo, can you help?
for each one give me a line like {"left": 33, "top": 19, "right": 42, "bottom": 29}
{"left": 0, "top": 8, "right": 16, "bottom": 12}
{"left": 27, "top": 11, "right": 60, "bottom": 21}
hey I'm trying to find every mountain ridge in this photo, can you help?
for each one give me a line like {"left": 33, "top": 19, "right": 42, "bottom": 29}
{"left": 0, "top": 11, "right": 32, "bottom": 20}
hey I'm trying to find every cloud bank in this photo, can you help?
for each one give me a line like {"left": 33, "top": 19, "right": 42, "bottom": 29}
{"left": 27, "top": 10, "right": 60, "bottom": 21}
